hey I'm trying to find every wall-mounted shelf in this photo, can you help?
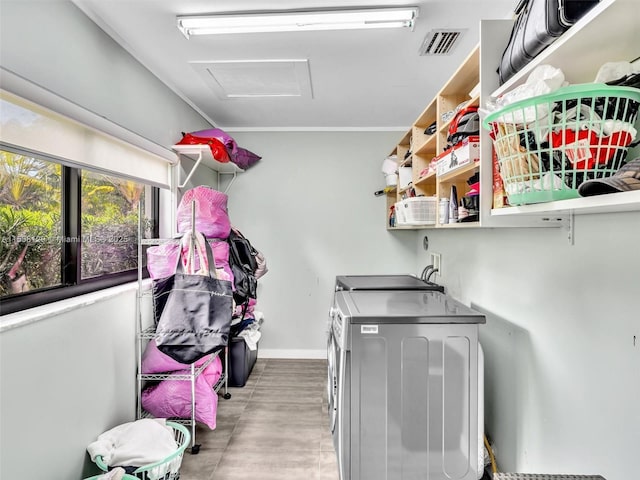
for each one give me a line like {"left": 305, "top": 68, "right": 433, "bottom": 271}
{"left": 483, "top": 0, "right": 639, "bottom": 221}
{"left": 173, "top": 144, "right": 243, "bottom": 190}
{"left": 491, "top": 190, "right": 640, "bottom": 216}
{"left": 385, "top": 46, "right": 481, "bottom": 230}
{"left": 384, "top": 0, "right": 638, "bottom": 231}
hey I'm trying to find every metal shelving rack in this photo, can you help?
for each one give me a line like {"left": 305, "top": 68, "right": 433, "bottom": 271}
{"left": 135, "top": 202, "right": 231, "bottom": 455}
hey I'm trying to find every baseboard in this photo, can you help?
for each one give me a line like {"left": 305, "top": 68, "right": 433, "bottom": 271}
{"left": 258, "top": 349, "right": 327, "bottom": 359}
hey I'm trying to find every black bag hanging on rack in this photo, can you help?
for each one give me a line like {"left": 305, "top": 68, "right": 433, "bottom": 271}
{"left": 155, "top": 232, "right": 233, "bottom": 364}
{"left": 227, "top": 227, "right": 259, "bottom": 304}
{"left": 498, "top": 0, "right": 600, "bottom": 84}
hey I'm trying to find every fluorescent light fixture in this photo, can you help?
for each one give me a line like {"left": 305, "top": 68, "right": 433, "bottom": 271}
{"left": 177, "top": 7, "right": 419, "bottom": 38}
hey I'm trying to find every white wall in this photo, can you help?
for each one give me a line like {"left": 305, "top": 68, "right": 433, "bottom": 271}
{"left": 224, "top": 131, "right": 418, "bottom": 357}
{"left": 0, "top": 287, "right": 138, "bottom": 479}
{"left": 0, "top": 0, "right": 208, "bottom": 149}
{"left": 0, "top": 2, "right": 213, "bottom": 479}
{"left": 418, "top": 212, "right": 640, "bottom": 480}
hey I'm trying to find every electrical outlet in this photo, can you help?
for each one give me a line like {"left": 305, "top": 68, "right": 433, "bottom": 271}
{"left": 430, "top": 252, "right": 441, "bottom": 276}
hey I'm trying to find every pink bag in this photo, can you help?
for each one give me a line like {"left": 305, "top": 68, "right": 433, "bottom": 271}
{"left": 176, "top": 186, "right": 230, "bottom": 239}
{"left": 141, "top": 356, "right": 223, "bottom": 430}
{"left": 146, "top": 239, "right": 232, "bottom": 282}
{"left": 142, "top": 338, "right": 212, "bottom": 374}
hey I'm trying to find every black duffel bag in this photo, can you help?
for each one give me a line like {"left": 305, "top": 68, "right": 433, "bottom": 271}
{"left": 498, "top": 0, "right": 600, "bottom": 84}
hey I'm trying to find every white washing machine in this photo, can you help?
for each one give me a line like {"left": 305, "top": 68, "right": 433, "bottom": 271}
{"left": 330, "top": 289, "right": 486, "bottom": 480}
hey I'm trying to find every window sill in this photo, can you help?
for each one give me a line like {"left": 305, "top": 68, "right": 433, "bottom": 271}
{"left": 0, "top": 280, "right": 150, "bottom": 333}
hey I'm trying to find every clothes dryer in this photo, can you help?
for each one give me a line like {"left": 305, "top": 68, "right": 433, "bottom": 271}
{"left": 328, "top": 274, "right": 444, "bottom": 458}
{"left": 332, "top": 290, "right": 485, "bottom": 480}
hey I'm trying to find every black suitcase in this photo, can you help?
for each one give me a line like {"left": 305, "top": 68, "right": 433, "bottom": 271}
{"left": 498, "top": 0, "right": 600, "bottom": 84}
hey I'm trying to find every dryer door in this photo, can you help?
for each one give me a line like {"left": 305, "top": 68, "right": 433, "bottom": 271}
{"left": 327, "top": 332, "right": 338, "bottom": 434}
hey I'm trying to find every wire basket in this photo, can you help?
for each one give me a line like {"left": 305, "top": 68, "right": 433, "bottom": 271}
{"left": 397, "top": 197, "right": 437, "bottom": 225}
{"left": 94, "top": 421, "right": 190, "bottom": 480}
{"left": 484, "top": 84, "right": 640, "bottom": 205}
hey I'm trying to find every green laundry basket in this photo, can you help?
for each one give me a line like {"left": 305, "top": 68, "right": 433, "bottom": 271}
{"left": 484, "top": 83, "right": 640, "bottom": 205}
{"left": 93, "top": 421, "right": 190, "bottom": 480}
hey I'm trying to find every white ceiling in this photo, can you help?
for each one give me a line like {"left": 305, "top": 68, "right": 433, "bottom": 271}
{"left": 72, "top": 0, "right": 515, "bottom": 130}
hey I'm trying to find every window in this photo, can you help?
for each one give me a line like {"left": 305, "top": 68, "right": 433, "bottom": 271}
{"left": 0, "top": 152, "right": 62, "bottom": 295}
{"left": 0, "top": 147, "right": 158, "bottom": 315}
{"left": 0, "top": 88, "right": 170, "bottom": 316}
{"left": 80, "top": 171, "right": 153, "bottom": 280}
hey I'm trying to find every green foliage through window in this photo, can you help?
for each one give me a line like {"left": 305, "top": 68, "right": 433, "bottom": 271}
{"left": 0, "top": 149, "right": 157, "bottom": 304}
{"left": 0, "top": 152, "right": 62, "bottom": 296}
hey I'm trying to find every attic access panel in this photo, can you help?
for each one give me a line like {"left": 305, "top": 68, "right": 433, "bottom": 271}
{"left": 190, "top": 59, "right": 313, "bottom": 99}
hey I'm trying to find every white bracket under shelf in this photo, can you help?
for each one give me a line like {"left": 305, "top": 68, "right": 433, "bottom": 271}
{"left": 173, "top": 144, "right": 243, "bottom": 192}
{"left": 567, "top": 210, "right": 575, "bottom": 246}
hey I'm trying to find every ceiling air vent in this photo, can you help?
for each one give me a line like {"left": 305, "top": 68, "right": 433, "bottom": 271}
{"left": 419, "top": 29, "right": 466, "bottom": 56}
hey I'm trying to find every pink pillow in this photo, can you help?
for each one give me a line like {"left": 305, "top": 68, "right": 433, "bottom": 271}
{"left": 190, "top": 128, "right": 238, "bottom": 156}
{"left": 230, "top": 147, "right": 261, "bottom": 170}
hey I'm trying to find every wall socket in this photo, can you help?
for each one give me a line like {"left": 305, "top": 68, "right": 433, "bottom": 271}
{"left": 430, "top": 252, "right": 441, "bottom": 276}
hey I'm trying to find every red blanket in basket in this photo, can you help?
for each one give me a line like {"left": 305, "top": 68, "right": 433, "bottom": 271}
{"left": 550, "top": 129, "right": 633, "bottom": 169}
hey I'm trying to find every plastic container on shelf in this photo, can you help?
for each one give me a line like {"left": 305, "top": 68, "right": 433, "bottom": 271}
{"left": 483, "top": 83, "right": 640, "bottom": 205}
{"left": 385, "top": 173, "right": 397, "bottom": 186}
{"left": 395, "top": 201, "right": 407, "bottom": 225}
{"left": 398, "top": 167, "right": 413, "bottom": 189}
{"left": 398, "top": 197, "right": 437, "bottom": 225}
{"left": 439, "top": 198, "right": 450, "bottom": 224}
{"left": 93, "top": 422, "right": 190, "bottom": 480}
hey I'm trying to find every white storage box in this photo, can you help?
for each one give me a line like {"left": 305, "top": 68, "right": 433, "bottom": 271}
{"left": 437, "top": 136, "right": 480, "bottom": 177}
{"left": 397, "top": 197, "right": 437, "bottom": 225}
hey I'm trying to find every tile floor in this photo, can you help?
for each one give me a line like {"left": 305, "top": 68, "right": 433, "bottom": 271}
{"left": 179, "top": 358, "right": 339, "bottom": 480}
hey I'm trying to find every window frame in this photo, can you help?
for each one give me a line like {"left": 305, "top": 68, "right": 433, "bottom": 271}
{"left": 0, "top": 147, "right": 159, "bottom": 316}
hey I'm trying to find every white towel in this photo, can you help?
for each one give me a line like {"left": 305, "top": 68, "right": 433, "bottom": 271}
{"left": 238, "top": 322, "right": 262, "bottom": 351}
{"left": 96, "top": 468, "right": 126, "bottom": 480}
{"left": 87, "top": 418, "right": 176, "bottom": 469}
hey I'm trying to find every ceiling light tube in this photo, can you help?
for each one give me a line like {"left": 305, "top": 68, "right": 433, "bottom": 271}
{"left": 177, "top": 7, "right": 419, "bottom": 38}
